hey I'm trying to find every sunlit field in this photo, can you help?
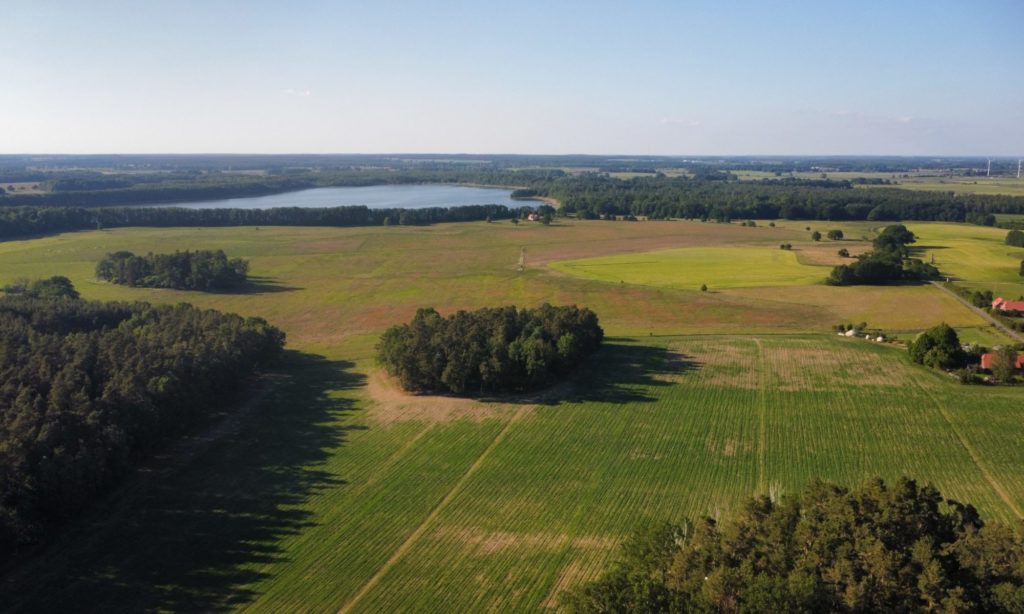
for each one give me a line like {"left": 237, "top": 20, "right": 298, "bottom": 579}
{"left": 1, "top": 218, "right": 1021, "bottom": 611}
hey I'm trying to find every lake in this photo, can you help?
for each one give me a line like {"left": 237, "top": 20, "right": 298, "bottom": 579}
{"left": 166, "top": 184, "right": 527, "bottom": 210}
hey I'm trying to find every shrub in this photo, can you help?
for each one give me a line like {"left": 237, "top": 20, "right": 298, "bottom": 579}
{"left": 908, "top": 323, "right": 967, "bottom": 369}
{"left": 837, "top": 248, "right": 850, "bottom": 257}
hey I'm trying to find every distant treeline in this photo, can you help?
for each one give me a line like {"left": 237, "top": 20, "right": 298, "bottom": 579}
{"left": 0, "top": 168, "right": 562, "bottom": 208}
{"left": 96, "top": 250, "right": 249, "bottom": 290}
{"left": 0, "top": 290, "right": 285, "bottom": 551}
{"left": 0, "top": 204, "right": 517, "bottom": 241}
{"left": 538, "top": 175, "right": 1022, "bottom": 223}
{"left": 377, "top": 304, "right": 603, "bottom": 394}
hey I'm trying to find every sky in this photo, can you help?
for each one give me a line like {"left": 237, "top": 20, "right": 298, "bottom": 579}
{"left": 1, "top": 0, "right": 1022, "bottom": 155}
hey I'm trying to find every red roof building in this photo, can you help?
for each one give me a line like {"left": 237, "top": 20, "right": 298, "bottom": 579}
{"left": 991, "top": 297, "right": 1024, "bottom": 312}
{"left": 980, "top": 353, "right": 1024, "bottom": 370}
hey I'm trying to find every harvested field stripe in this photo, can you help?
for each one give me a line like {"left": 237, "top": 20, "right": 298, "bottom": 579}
{"left": 754, "top": 338, "right": 767, "bottom": 493}
{"left": 337, "top": 403, "right": 533, "bottom": 614}
{"left": 914, "top": 380, "right": 1024, "bottom": 519}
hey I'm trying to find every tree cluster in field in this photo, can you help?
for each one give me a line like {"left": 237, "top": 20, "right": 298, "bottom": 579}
{"left": 0, "top": 204, "right": 521, "bottom": 241}
{"left": 3, "top": 275, "right": 80, "bottom": 299}
{"left": 96, "top": 250, "right": 249, "bottom": 290}
{"left": 377, "top": 304, "right": 603, "bottom": 394}
{"left": 908, "top": 323, "right": 969, "bottom": 370}
{"left": 0, "top": 289, "right": 285, "bottom": 551}
{"left": 827, "top": 224, "right": 939, "bottom": 285}
{"left": 563, "top": 477, "right": 1024, "bottom": 613}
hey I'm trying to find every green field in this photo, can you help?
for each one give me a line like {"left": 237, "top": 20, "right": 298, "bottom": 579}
{"left": 1, "top": 219, "right": 1022, "bottom": 611}
{"left": 734, "top": 170, "right": 1024, "bottom": 197}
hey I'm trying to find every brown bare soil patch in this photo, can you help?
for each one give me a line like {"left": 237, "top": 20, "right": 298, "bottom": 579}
{"left": 364, "top": 370, "right": 526, "bottom": 425}
{"left": 764, "top": 340, "right": 914, "bottom": 391}
{"left": 671, "top": 339, "right": 759, "bottom": 389}
{"left": 793, "top": 241, "right": 871, "bottom": 266}
{"left": 436, "top": 527, "right": 618, "bottom": 556}
{"left": 705, "top": 436, "right": 752, "bottom": 457}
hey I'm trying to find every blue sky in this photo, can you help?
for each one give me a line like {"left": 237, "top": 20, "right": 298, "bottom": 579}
{"left": 1, "top": 0, "right": 1022, "bottom": 155}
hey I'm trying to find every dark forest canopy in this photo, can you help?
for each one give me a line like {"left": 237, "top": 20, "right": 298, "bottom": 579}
{"left": 96, "top": 250, "right": 249, "bottom": 290}
{"left": 564, "top": 477, "right": 1024, "bottom": 613}
{"left": 377, "top": 304, "right": 603, "bottom": 395}
{"left": 542, "top": 174, "right": 1024, "bottom": 223}
{"left": 0, "top": 292, "right": 285, "bottom": 552}
{"left": 0, "top": 203, "right": 518, "bottom": 241}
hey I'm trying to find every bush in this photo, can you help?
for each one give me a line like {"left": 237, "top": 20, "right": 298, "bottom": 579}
{"left": 837, "top": 248, "right": 850, "bottom": 257}
{"left": 1006, "top": 229, "right": 1024, "bottom": 247}
{"left": 811, "top": 230, "right": 822, "bottom": 241}
{"left": 908, "top": 323, "right": 967, "bottom": 369}
{"left": 827, "top": 229, "right": 844, "bottom": 240}
{"left": 377, "top": 304, "right": 603, "bottom": 394}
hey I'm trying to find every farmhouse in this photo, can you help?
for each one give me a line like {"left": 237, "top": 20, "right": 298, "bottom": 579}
{"left": 991, "top": 297, "right": 1024, "bottom": 313}
{"left": 979, "top": 353, "right": 1024, "bottom": 371}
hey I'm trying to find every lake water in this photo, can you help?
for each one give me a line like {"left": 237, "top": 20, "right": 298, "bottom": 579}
{"left": 167, "top": 184, "right": 527, "bottom": 210}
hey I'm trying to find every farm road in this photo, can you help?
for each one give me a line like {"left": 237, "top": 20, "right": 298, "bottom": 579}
{"left": 929, "top": 281, "right": 1024, "bottom": 344}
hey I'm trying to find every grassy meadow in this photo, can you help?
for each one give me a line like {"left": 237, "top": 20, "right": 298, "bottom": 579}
{"left": 1, "top": 218, "right": 1022, "bottom": 611}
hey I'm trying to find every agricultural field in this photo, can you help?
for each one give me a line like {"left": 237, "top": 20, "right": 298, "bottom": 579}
{"left": 734, "top": 169, "right": 1024, "bottom": 197}
{"left": 0, "top": 218, "right": 1022, "bottom": 611}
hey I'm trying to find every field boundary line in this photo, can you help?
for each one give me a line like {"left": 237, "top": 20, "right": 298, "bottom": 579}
{"left": 754, "top": 338, "right": 767, "bottom": 493}
{"left": 914, "top": 380, "right": 1023, "bottom": 519}
{"left": 337, "top": 404, "right": 532, "bottom": 614}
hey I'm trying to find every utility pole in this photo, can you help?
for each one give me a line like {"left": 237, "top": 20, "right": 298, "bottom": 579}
{"left": 1018, "top": 159, "right": 1022, "bottom": 179}
{"left": 518, "top": 247, "right": 526, "bottom": 272}
{"left": 987, "top": 158, "right": 992, "bottom": 177}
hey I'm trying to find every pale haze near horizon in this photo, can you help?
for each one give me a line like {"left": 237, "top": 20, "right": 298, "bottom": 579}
{"left": 1, "top": 0, "right": 1022, "bottom": 156}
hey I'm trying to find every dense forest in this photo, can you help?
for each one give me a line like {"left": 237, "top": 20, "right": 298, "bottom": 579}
{"left": 0, "top": 288, "right": 285, "bottom": 552}
{"left": 377, "top": 304, "right": 603, "bottom": 394}
{"left": 0, "top": 203, "right": 520, "bottom": 240}
{"left": 537, "top": 174, "right": 1020, "bottom": 223}
{"left": 827, "top": 224, "right": 939, "bottom": 285}
{"left": 96, "top": 250, "right": 249, "bottom": 290}
{"left": 564, "top": 477, "right": 1024, "bottom": 613}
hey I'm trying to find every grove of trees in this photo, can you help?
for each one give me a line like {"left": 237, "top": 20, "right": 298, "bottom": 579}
{"left": 96, "top": 250, "right": 249, "bottom": 290}
{"left": 0, "top": 287, "right": 285, "bottom": 552}
{"left": 908, "top": 323, "right": 967, "bottom": 370}
{"left": 377, "top": 304, "right": 603, "bottom": 394}
{"left": 563, "top": 477, "right": 1024, "bottom": 613}
{"left": 827, "top": 224, "right": 939, "bottom": 285}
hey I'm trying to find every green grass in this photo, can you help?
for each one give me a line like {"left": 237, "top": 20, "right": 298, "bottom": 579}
{"left": 549, "top": 246, "right": 828, "bottom": 289}
{"left": 6, "top": 335, "right": 1023, "bottom": 612}
{"left": 734, "top": 170, "right": 1024, "bottom": 197}
{"left": 1, "top": 220, "right": 1021, "bottom": 611}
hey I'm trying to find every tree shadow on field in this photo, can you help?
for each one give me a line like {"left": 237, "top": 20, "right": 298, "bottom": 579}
{"left": 1, "top": 351, "right": 364, "bottom": 613}
{"left": 214, "top": 275, "right": 302, "bottom": 294}
{"left": 531, "top": 338, "right": 703, "bottom": 406}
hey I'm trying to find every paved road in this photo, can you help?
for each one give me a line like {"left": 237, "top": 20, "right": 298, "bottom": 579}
{"left": 930, "top": 281, "right": 1024, "bottom": 344}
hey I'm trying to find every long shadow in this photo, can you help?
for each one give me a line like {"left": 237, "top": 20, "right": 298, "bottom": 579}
{"left": 1, "top": 351, "right": 364, "bottom": 612}
{"left": 212, "top": 275, "right": 302, "bottom": 294}
{"left": 476, "top": 339, "right": 702, "bottom": 406}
